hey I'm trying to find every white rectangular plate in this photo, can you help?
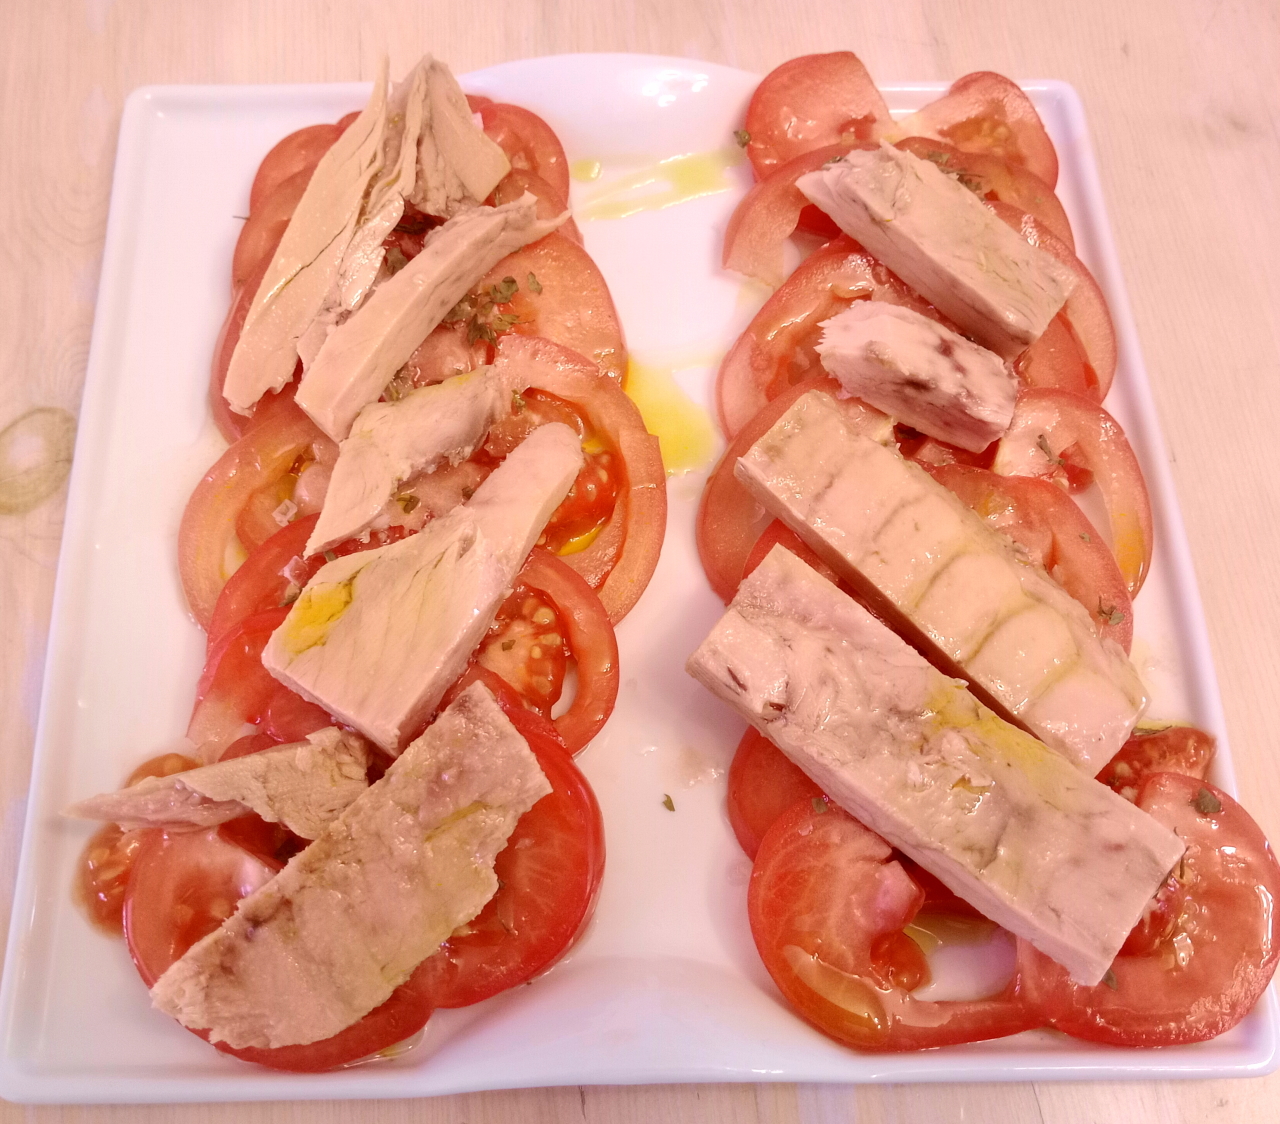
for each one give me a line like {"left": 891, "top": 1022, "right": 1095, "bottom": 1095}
{"left": 1, "top": 53, "right": 1274, "bottom": 1103}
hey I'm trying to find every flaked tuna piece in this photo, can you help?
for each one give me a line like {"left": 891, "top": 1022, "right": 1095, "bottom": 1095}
{"left": 295, "top": 195, "right": 565, "bottom": 441}
{"left": 687, "top": 546, "right": 1183, "bottom": 986}
{"left": 797, "top": 143, "right": 1072, "bottom": 359}
{"left": 408, "top": 57, "right": 511, "bottom": 218}
{"left": 294, "top": 58, "right": 514, "bottom": 370}
{"left": 305, "top": 365, "right": 520, "bottom": 556}
{"left": 224, "top": 61, "right": 391, "bottom": 414}
{"left": 149, "top": 683, "right": 551, "bottom": 1049}
{"left": 264, "top": 423, "right": 583, "bottom": 752}
{"left": 64, "top": 728, "right": 369, "bottom": 839}
{"left": 735, "top": 390, "right": 1146, "bottom": 774}
{"left": 817, "top": 302, "right": 1017, "bottom": 452}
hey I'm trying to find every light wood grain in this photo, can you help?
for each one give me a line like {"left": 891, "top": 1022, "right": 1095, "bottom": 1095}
{"left": 3, "top": 0, "right": 1278, "bottom": 1119}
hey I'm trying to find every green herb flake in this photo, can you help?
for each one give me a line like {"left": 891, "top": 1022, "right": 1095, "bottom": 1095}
{"left": 1193, "top": 787, "right": 1222, "bottom": 815}
{"left": 512, "top": 390, "right": 526, "bottom": 412}
{"left": 1036, "top": 434, "right": 1065, "bottom": 466}
{"left": 526, "top": 271, "right": 543, "bottom": 294}
{"left": 323, "top": 550, "right": 338, "bottom": 563}
{"left": 396, "top": 494, "right": 420, "bottom": 514}
{"left": 1102, "top": 968, "right": 1119, "bottom": 991}
{"left": 501, "top": 639, "right": 516, "bottom": 651}
{"left": 490, "top": 275, "right": 519, "bottom": 303}
{"left": 811, "top": 797, "right": 828, "bottom": 814}
{"left": 733, "top": 129, "right": 751, "bottom": 147}
{"left": 662, "top": 794, "right": 675, "bottom": 812}
{"left": 1098, "top": 600, "right": 1127, "bottom": 626}
{"left": 1080, "top": 531, "right": 1093, "bottom": 543}
{"left": 443, "top": 296, "right": 473, "bottom": 323}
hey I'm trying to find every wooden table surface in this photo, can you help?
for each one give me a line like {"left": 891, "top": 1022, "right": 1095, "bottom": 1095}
{"left": 3, "top": 1, "right": 1278, "bottom": 1119}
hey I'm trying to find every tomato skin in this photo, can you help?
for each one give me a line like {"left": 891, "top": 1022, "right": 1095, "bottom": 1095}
{"left": 414, "top": 716, "right": 605, "bottom": 1008}
{"left": 247, "top": 123, "right": 341, "bottom": 216}
{"left": 178, "top": 399, "right": 333, "bottom": 628}
{"left": 492, "top": 166, "right": 583, "bottom": 245}
{"left": 1096, "top": 726, "right": 1216, "bottom": 799}
{"left": 741, "top": 519, "right": 838, "bottom": 589}
{"left": 723, "top": 143, "right": 865, "bottom": 287}
{"left": 993, "top": 387, "right": 1153, "bottom": 596}
{"left": 1018, "top": 774, "right": 1280, "bottom": 1046}
{"left": 726, "top": 727, "right": 822, "bottom": 859}
{"left": 990, "top": 201, "right": 1117, "bottom": 397}
{"left": 1014, "top": 311, "right": 1098, "bottom": 400}
{"left": 743, "top": 53, "right": 891, "bottom": 178}
{"left": 926, "top": 463, "right": 1134, "bottom": 651}
{"left": 749, "top": 798, "right": 1037, "bottom": 1051}
{"left": 904, "top": 72, "right": 1059, "bottom": 188}
{"left": 494, "top": 335, "right": 665, "bottom": 624}
{"left": 234, "top": 168, "right": 312, "bottom": 293}
{"left": 472, "top": 99, "right": 571, "bottom": 203}
{"left": 508, "top": 549, "right": 619, "bottom": 755}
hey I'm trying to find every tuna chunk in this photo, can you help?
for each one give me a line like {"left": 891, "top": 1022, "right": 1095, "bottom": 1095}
{"left": 65, "top": 728, "right": 369, "bottom": 839}
{"left": 687, "top": 546, "right": 1183, "bottom": 985}
{"left": 149, "top": 683, "right": 550, "bottom": 1049}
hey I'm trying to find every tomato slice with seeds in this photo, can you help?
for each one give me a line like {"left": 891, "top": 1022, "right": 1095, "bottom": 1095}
{"left": 743, "top": 52, "right": 891, "bottom": 178}
{"left": 1095, "top": 726, "right": 1216, "bottom": 799}
{"left": 1018, "top": 773, "right": 1280, "bottom": 1046}
{"left": 478, "top": 548, "right": 619, "bottom": 755}
{"left": 471, "top": 99, "right": 571, "bottom": 203}
{"left": 898, "top": 72, "right": 1059, "bottom": 188}
{"left": 749, "top": 798, "right": 1036, "bottom": 1051}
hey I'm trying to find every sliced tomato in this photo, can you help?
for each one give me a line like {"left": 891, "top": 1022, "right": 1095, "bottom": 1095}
{"left": 749, "top": 798, "right": 1036, "bottom": 1050}
{"left": 492, "top": 167, "right": 583, "bottom": 244}
{"left": 123, "top": 826, "right": 435, "bottom": 1072}
{"left": 990, "top": 201, "right": 1117, "bottom": 397}
{"left": 900, "top": 72, "right": 1058, "bottom": 188}
{"left": 698, "top": 376, "right": 887, "bottom": 602}
{"left": 715, "top": 235, "right": 949, "bottom": 438}
{"left": 494, "top": 335, "right": 665, "bottom": 623}
{"left": 741, "top": 519, "right": 838, "bottom": 587}
{"left": 479, "top": 548, "right": 618, "bottom": 755}
{"left": 472, "top": 99, "right": 571, "bottom": 203}
{"left": 926, "top": 464, "right": 1134, "bottom": 651}
{"left": 723, "top": 143, "right": 864, "bottom": 287}
{"left": 186, "top": 606, "right": 291, "bottom": 759}
{"left": 414, "top": 711, "right": 604, "bottom": 1007}
{"left": 179, "top": 399, "right": 335, "bottom": 628}
{"left": 1018, "top": 773, "right": 1280, "bottom": 1046}
{"left": 993, "top": 387, "right": 1153, "bottom": 596}
{"left": 727, "top": 727, "right": 823, "bottom": 860}
{"left": 477, "top": 234, "right": 627, "bottom": 383}
{"left": 247, "top": 122, "right": 341, "bottom": 216}
{"left": 1014, "top": 311, "right": 1098, "bottom": 400}
{"left": 743, "top": 53, "right": 891, "bottom": 178}
{"left": 206, "top": 514, "right": 318, "bottom": 653}
{"left": 124, "top": 827, "right": 279, "bottom": 988}
{"left": 894, "top": 136, "right": 1072, "bottom": 250}
{"left": 1096, "top": 726, "right": 1216, "bottom": 799}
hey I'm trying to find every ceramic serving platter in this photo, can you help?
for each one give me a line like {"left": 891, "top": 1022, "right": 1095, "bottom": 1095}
{"left": 0, "top": 53, "right": 1273, "bottom": 1103}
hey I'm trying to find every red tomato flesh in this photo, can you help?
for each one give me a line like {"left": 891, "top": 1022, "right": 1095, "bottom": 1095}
{"left": 1096, "top": 726, "right": 1216, "bottom": 799}
{"left": 726, "top": 727, "right": 822, "bottom": 860}
{"left": 743, "top": 53, "right": 891, "bottom": 178}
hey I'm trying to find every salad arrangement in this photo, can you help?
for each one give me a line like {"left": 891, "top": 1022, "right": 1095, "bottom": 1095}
{"left": 70, "top": 56, "right": 663, "bottom": 1072}
{"left": 693, "top": 52, "right": 1280, "bottom": 1052}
